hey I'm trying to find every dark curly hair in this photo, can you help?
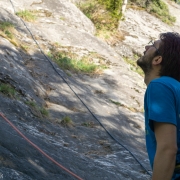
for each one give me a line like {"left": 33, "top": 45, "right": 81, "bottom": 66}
{"left": 158, "top": 32, "right": 180, "bottom": 81}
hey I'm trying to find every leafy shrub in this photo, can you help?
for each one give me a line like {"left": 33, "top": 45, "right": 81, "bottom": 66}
{"left": 129, "top": 0, "right": 176, "bottom": 25}
{"left": 148, "top": 0, "right": 176, "bottom": 25}
{"left": 97, "top": 0, "right": 123, "bottom": 17}
{"left": 78, "top": 0, "right": 124, "bottom": 43}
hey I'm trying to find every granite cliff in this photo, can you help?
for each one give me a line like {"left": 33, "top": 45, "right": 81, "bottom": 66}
{"left": 0, "top": 0, "right": 179, "bottom": 179}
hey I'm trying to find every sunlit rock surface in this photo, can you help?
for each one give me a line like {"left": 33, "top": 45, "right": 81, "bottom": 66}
{"left": 0, "top": 0, "right": 179, "bottom": 179}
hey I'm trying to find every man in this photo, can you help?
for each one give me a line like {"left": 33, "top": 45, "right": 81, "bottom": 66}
{"left": 137, "top": 32, "right": 180, "bottom": 180}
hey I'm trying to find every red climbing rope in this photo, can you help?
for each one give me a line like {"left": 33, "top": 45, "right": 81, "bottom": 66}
{"left": 0, "top": 113, "right": 83, "bottom": 180}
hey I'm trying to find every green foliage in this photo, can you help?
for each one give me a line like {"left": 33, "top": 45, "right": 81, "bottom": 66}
{"left": 0, "top": 21, "right": 14, "bottom": 39}
{"left": 110, "top": 99, "right": 123, "bottom": 106}
{"left": 20, "top": 44, "right": 29, "bottom": 52}
{"left": 60, "top": 116, "right": 73, "bottom": 127}
{"left": 48, "top": 47, "right": 107, "bottom": 74}
{"left": 0, "top": 21, "right": 14, "bottom": 31}
{"left": 81, "top": 121, "right": 95, "bottom": 128}
{"left": 40, "top": 107, "right": 49, "bottom": 116}
{"left": 48, "top": 52, "right": 95, "bottom": 73}
{"left": 148, "top": 0, "right": 176, "bottom": 25}
{"left": 4, "top": 30, "right": 13, "bottom": 39}
{"left": 0, "top": 83, "right": 16, "bottom": 97}
{"left": 79, "top": 1, "right": 120, "bottom": 31}
{"left": 78, "top": 0, "right": 124, "bottom": 42}
{"left": 79, "top": 1, "right": 95, "bottom": 19}
{"left": 25, "top": 100, "right": 36, "bottom": 107}
{"left": 171, "top": 0, "right": 180, "bottom": 3}
{"left": 97, "top": 0, "right": 123, "bottom": 17}
{"left": 129, "top": 0, "right": 176, "bottom": 25}
{"left": 16, "top": 10, "right": 36, "bottom": 22}
{"left": 25, "top": 100, "right": 49, "bottom": 117}
{"left": 110, "top": 99, "right": 139, "bottom": 112}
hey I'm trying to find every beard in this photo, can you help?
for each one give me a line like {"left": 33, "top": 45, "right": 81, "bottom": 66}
{"left": 137, "top": 53, "right": 154, "bottom": 74}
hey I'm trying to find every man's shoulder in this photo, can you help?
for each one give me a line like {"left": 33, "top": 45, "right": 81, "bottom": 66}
{"left": 146, "top": 76, "right": 180, "bottom": 97}
{"left": 150, "top": 76, "right": 180, "bottom": 88}
{"left": 151, "top": 76, "right": 178, "bottom": 83}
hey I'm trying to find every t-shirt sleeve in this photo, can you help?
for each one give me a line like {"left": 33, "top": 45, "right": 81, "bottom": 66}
{"left": 146, "top": 82, "right": 176, "bottom": 131}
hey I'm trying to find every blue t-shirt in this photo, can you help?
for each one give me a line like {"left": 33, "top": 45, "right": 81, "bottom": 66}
{"left": 144, "top": 76, "right": 180, "bottom": 180}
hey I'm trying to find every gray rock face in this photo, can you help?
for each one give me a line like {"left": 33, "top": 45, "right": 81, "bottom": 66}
{"left": 8, "top": 0, "right": 95, "bottom": 34}
{"left": 117, "top": 0, "right": 180, "bottom": 57}
{"left": 0, "top": 0, "right": 179, "bottom": 179}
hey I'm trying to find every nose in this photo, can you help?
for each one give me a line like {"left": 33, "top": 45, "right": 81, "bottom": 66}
{"left": 143, "top": 45, "right": 150, "bottom": 55}
{"left": 145, "top": 45, "right": 151, "bottom": 50}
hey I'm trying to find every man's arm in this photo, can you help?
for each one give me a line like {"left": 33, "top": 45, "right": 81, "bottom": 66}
{"left": 152, "top": 122, "right": 177, "bottom": 180}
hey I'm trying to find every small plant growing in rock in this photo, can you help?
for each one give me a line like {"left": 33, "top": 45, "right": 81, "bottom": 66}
{"left": 0, "top": 83, "right": 16, "bottom": 98}
{"left": 25, "top": 100, "right": 49, "bottom": 117}
{"left": 20, "top": 44, "right": 29, "bottom": 52}
{"left": 48, "top": 52, "right": 96, "bottom": 74}
{"left": 110, "top": 99, "right": 139, "bottom": 112}
{"left": 16, "top": 10, "right": 37, "bottom": 22}
{"left": 60, "top": 116, "right": 73, "bottom": 127}
{"left": 0, "top": 21, "right": 19, "bottom": 46}
{"left": 109, "top": 99, "right": 123, "bottom": 106}
{"left": 0, "top": 21, "right": 14, "bottom": 39}
{"left": 40, "top": 107, "right": 49, "bottom": 117}
{"left": 25, "top": 100, "right": 36, "bottom": 107}
{"left": 81, "top": 121, "right": 95, "bottom": 128}
{"left": 48, "top": 47, "right": 107, "bottom": 74}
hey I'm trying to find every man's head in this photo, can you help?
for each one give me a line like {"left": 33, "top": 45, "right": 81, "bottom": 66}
{"left": 137, "top": 32, "right": 180, "bottom": 81}
{"left": 137, "top": 39, "right": 161, "bottom": 75}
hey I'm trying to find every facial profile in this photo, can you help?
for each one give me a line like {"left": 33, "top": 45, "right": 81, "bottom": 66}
{"left": 137, "top": 40, "right": 160, "bottom": 74}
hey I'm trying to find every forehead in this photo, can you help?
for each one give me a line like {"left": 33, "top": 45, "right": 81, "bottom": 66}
{"left": 154, "top": 39, "right": 161, "bottom": 47}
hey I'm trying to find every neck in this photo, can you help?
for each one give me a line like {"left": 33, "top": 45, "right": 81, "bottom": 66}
{"left": 144, "top": 71, "right": 160, "bottom": 86}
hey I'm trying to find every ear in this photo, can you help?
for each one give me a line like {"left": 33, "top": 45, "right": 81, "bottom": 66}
{"left": 152, "top": 56, "right": 162, "bottom": 65}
